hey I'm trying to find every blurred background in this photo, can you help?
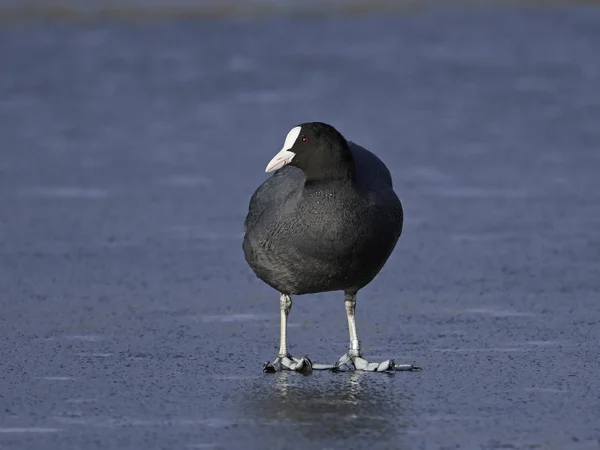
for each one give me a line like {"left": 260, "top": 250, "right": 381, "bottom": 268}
{"left": 1, "top": 1, "right": 600, "bottom": 449}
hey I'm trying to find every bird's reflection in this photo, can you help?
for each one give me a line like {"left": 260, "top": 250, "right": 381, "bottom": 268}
{"left": 243, "top": 371, "right": 412, "bottom": 444}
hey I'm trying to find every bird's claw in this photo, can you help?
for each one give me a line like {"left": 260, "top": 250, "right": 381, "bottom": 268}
{"left": 332, "top": 353, "right": 422, "bottom": 373}
{"left": 263, "top": 355, "right": 313, "bottom": 374}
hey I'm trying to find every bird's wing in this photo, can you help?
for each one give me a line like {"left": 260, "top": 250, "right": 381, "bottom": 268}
{"left": 348, "top": 141, "right": 394, "bottom": 189}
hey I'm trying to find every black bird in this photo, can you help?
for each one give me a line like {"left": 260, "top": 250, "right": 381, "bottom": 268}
{"left": 243, "top": 122, "right": 421, "bottom": 372}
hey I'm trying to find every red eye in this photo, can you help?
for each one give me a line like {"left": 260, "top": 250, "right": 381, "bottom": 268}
{"left": 301, "top": 137, "right": 309, "bottom": 143}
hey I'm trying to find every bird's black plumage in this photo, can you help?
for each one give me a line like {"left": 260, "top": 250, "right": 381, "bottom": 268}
{"left": 243, "top": 122, "right": 403, "bottom": 296}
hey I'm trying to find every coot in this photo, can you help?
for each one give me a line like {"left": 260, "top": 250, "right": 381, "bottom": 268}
{"left": 243, "top": 122, "right": 421, "bottom": 373}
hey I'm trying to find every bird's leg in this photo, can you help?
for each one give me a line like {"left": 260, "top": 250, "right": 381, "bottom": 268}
{"left": 333, "top": 292, "right": 422, "bottom": 372}
{"left": 263, "top": 293, "right": 312, "bottom": 373}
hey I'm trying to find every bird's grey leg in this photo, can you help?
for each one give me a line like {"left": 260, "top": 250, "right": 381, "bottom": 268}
{"left": 333, "top": 292, "right": 422, "bottom": 372}
{"left": 263, "top": 294, "right": 313, "bottom": 373}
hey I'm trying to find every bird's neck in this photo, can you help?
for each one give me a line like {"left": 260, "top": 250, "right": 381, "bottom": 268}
{"left": 303, "top": 146, "right": 355, "bottom": 184}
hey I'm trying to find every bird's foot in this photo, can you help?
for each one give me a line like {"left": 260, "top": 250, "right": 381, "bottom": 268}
{"left": 333, "top": 352, "right": 422, "bottom": 373}
{"left": 263, "top": 355, "right": 313, "bottom": 374}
